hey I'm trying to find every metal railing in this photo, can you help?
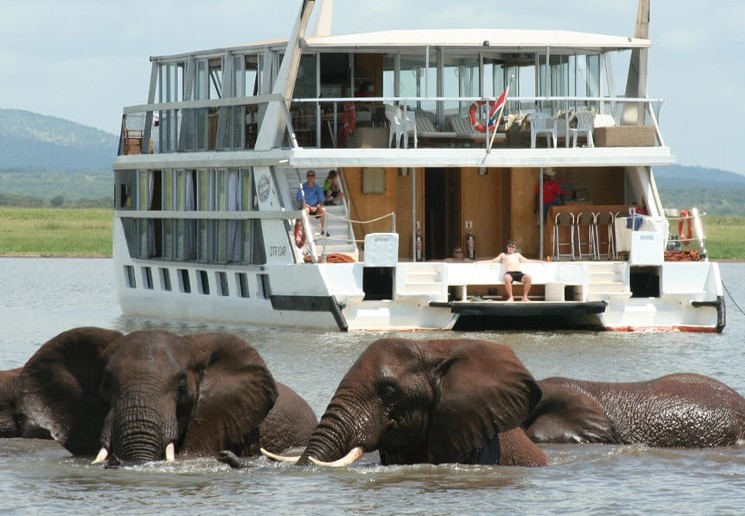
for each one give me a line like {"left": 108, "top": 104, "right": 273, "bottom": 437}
{"left": 118, "top": 95, "right": 665, "bottom": 155}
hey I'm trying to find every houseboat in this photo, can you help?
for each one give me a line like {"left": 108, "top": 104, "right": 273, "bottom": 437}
{"left": 112, "top": 0, "right": 725, "bottom": 332}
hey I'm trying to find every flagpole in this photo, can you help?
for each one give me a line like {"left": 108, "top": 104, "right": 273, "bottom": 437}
{"left": 487, "top": 76, "right": 513, "bottom": 152}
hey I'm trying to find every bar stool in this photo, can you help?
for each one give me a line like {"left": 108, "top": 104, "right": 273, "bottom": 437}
{"left": 575, "top": 211, "right": 597, "bottom": 260}
{"left": 593, "top": 211, "right": 617, "bottom": 260}
{"left": 552, "top": 212, "right": 575, "bottom": 261}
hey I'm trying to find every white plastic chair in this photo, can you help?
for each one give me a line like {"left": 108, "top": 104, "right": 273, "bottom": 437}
{"left": 528, "top": 112, "right": 557, "bottom": 148}
{"left": 570, "top": 109, "right": 595, "bottom": 147}
{"left": 384, "top": 104, "right": 417, "bottom": 148}
{"left": 402, "top": 109, "right": 417, "bottom": 148}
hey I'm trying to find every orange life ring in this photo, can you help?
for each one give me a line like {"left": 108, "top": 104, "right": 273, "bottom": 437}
{"left": 294, "top": 219, "right": 306, "bottom": 248}
{"left": 677, "top": 209, "right": 692, "bottom": 246}
{"left": 468, "top": 100, "right": 500, "bottom": 133}
{"left": 343, "top": 102, "right": 356, "bottom": 136}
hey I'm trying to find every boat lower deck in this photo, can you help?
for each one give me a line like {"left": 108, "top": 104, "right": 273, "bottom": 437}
{"left": 431, "top": 299, "right": 608, "bottom": 331}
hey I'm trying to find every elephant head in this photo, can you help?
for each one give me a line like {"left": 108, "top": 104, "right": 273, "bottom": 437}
{"left": 18, "top": 327, "right": 278, "bottom": 465}
{"left": 264, "top": 338, "right": 542, "bottom": 466}
{"left": 523, "top": 373, "right": 745, "bottom": 447}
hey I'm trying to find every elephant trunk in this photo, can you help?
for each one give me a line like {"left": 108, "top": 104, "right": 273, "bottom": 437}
{"left": 110, "top": 402, "right": 177, "bottom": 464}
{"left": 298, "top": 396, "right": 376, "bottom": 466}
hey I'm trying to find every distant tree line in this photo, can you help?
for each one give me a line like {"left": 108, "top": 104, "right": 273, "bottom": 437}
{"left": 0, "top": 193, "right": 111, "bottom": 208}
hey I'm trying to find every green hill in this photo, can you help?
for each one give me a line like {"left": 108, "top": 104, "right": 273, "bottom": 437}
{"left": 655, "top": 165, "right": 745, "bottom": 216}
{"left": 0, "top": 108, "right": 118, "bottom": 171}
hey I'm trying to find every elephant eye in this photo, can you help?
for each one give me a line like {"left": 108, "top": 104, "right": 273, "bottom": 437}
{"left": 381, "top": 383, "right": 398, "bottom": 404}
{"left": 99, "top": 374, "right": 112, "bottom": 398}
{"left": 176, "top": 376, "right": 188, "bottom": 395}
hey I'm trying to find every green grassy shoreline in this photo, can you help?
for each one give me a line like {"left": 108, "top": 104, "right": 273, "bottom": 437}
{"left": 1, "top": 207, "right": 744, "bottom": 260}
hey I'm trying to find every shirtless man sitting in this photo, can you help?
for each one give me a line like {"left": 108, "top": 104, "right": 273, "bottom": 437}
{"left": 481, "top": 240, "right": 544, "bottom": 302}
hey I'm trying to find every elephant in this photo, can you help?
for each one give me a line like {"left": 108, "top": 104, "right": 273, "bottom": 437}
{"left": 523, "top": 373, "right": 745, "bottom": 448}
{"left": 0, "top": 367, "right": 51, "bottom": 439}
{"left": 222, "top": 337, "right": 546, "bottom": 468}
{"left": 16, "top": 326, "right": 317, "bottom": 466}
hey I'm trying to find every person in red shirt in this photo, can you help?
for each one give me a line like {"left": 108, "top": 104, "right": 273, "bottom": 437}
{"left": 535, "top": 168, "right": 565, "bottom": 219}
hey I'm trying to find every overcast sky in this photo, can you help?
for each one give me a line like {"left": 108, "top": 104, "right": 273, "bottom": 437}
{"left": 2, "top": 1, "right": 743, "bottom": 174}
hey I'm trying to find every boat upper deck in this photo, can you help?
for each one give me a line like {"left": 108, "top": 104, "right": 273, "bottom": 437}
{"left": 116, "top": 18, "right": 665, "bottom": 167}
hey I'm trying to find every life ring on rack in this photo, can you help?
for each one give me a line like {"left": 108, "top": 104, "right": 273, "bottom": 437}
{"left": 343, "top": 102, "right": 356, "bottom": 136}
{"left": 677, "top": 209, "right": 692, "bottom": 246}
{"left": 468, "top": 100, "right": 500, "bottom": 133}
{"left": 294, "top": 219, "right": 306, "bottom": 248}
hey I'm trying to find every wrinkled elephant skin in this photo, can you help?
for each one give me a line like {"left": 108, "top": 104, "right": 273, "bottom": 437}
{"left": 524, "top": 373, "right": 745, "bottom": 447}
{"left": 0, "top": 368, "right": 51, "bottom": 439}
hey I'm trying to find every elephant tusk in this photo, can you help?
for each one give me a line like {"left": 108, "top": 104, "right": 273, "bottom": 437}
{"left": 91, "top": 447, "right": 109, "bottom": 464}
{"left": 308, "top": 446, "right": 365, "bottom": 467}
{"left": 260, "top": 447, "right": 300, "bottom": 463}
{"left": 165, "top": 442, "right": 176, "bottom": 462}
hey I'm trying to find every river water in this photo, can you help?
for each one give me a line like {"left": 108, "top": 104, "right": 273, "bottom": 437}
{"left": 1, "top": 258, "right": 744, "bottom": 515}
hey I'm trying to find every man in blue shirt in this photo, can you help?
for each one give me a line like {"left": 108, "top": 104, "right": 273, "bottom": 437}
{"left": 296, "top": 170, "right": 329, "bottom": 236}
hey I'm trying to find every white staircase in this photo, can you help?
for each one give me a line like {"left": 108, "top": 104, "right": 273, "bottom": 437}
{"left": 282, "top": 169, "right": 358, "bottom": 256}
{"left": 398, "top": 263, "right": 447, "bottom": 296}
{"left": 585, "top": 262, "right": 631, "bottom": 301}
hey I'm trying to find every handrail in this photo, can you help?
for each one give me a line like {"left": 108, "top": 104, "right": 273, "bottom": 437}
{"left": 120, "top": 94, "right": 665, "bottom": 155}
{"left": 665, "top": 208, "right": 708, "bottom": 260}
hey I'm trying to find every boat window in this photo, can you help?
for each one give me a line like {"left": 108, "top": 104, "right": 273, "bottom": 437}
{"left": 115, "top": 170, "right": 136, "bottom": 209}
{"left": 197, "top": 270, "right": 210, "bottom": 295}
{"left": 320, "top": 53, "right": 350, "bottom": 96}
{"left": 293, "top": 54, "right": 318, "bottom": 98}
{"left": 178, "top": 269, "right": 191, "bottom": 293}
{"left": 216, "top": 272, "right": 229, "bottom": 296}
{"left": 441, "top": 54, "right": 480, "bottom": 117}
{"left": 124, "top": 266, "right": 136, "bottom": 289}
{"left": 142, "top": 267, "right": 154, "bottom": 290}
{"left": 258, "top": 274, "right": 271, "bottom": 298}
{"left": 237, "top": 273, "right": 250, "bottom": 298}
{"left": 159, "top": 268, "right": 172, "bottom": 291}
{"left": 399, "top": 53, "right": 428, "bottom": 109}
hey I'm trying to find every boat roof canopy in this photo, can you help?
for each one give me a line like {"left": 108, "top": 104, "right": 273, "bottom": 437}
{"left": 305, "top": 29, "right": 649, "bottom": 53}
{"left": 151, "top": 28, "right": 648, "bottom": 62}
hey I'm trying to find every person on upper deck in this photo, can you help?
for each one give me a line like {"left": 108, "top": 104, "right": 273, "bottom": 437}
{"left": 535, "top": 168, "right": 566, "bottom": 219}
{"left": 323, "top": 170, "right": 344, "bottom": 206}
{"left": 296, "top": 170, "right": 329, "bottom": 236}
{"left": 480, "top": 240, "right": 544, "bottom": 302}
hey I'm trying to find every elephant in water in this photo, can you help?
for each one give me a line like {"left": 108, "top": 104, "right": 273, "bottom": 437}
{"left": 16, "top": 327, "right": 317, "bottom": 466}
{"left": 0, "top": 368, "right": 50, "bottom": 439}
{"left": 523, "top": 373, "right": 745, "bottom": 447}
{"left": 221, "top": 337, "right": 547, "bottom": 468}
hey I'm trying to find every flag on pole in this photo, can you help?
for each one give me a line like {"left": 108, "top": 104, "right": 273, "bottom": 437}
{"left": 487, "top": 82, "right": 510, "bottom": 151}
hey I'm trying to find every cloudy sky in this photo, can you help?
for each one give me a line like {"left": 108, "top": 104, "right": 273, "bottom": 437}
{"left": 2, "top": 0, "right": 743, "bottom": 174}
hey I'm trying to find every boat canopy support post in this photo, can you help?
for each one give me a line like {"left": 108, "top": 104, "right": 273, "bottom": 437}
{"left": 254, "top": 0, "right": 317, "bottom": 151}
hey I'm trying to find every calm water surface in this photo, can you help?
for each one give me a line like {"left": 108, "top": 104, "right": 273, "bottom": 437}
{"left": 1, "top": 258, "right": 745, "bottom": 515}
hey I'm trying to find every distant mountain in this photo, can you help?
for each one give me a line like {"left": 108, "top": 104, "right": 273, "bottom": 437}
{"left": 654, "top": 165, "right": 745, "bottom": 216}
{"left": 655, "top": 165, "right": 745, "bottom": 186}
{"left": 0, "top": 108, "right": 118, "bottom": 171}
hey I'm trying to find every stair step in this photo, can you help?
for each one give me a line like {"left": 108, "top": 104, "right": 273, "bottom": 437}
{"left": 587, "top": 291, "right": 632, "bottom": 301}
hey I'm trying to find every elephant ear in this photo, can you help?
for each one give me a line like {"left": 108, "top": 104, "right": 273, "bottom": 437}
{"left": 523, "top": 378, "right": 616, "bottom": 444}
{"left": 182, "top": 333, "right": 278, "bottom": 455}
{"left": 428, "top": 340, "right": 541, "bottom": 464}
{"left": 18, "top": 327, "right": 122, "bottom": 454}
